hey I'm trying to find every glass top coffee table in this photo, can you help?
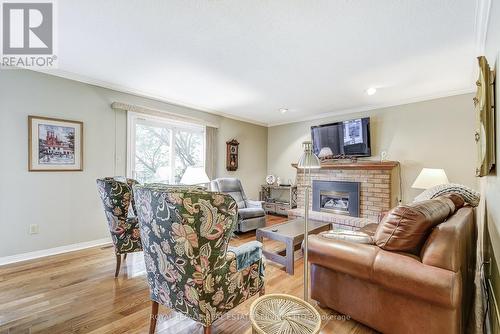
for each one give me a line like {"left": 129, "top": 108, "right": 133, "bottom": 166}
{"left": 256, "top": 218, "right": 331, "bottom": 275}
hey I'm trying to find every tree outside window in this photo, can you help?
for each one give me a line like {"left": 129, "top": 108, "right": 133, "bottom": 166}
{"left": 132, "top": 119, "right": 204, "bottom": 184}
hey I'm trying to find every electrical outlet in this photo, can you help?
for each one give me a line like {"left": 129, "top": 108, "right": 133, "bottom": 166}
{"left": 29, "top": 224, "right": 39, "bottom": 235}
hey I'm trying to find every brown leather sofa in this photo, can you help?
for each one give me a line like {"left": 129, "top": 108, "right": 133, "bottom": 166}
{"left": 308, "top": 205, "right": 476, "bottom": 334}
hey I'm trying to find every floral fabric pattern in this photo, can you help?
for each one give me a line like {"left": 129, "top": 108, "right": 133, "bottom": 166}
{"left": 134, "top": 185, "right": 265, "bottom": 327}
{"left": 96, "top": 177, "right": 143, "bottom": 254}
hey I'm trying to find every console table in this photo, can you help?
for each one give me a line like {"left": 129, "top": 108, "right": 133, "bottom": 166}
{"left": 260, "top": 185, "right": 297, "bottom": 216}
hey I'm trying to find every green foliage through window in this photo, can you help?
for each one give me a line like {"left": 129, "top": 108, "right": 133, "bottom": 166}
{"left": 132, "top": 119, "right": 204, "bottom": 184}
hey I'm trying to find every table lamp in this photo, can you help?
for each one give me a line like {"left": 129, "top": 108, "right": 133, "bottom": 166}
{"left": 297, "top": 141, "right": 321, "bottom": 301}
{"left": 412, "top": 168, "right": 449, "bottom": 189}
{"left": 180, "top": 166, "right": 210, "bottom": 186}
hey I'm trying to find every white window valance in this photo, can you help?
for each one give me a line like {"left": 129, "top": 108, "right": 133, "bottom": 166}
{"left": 111, "top": 102, "right": 219, "bottom": 128}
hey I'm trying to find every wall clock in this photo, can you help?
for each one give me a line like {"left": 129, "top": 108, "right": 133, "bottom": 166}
{"left": 226, "top": 139, "right": 239, "bottom": 171}
{"left": 266, "top": 175, "right": 276, "bottom": 185}
{"left": 474, "top": 56, "right": 496, "bottom": 177}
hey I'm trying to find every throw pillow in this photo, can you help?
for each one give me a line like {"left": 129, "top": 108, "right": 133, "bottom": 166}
{"left": 373, "top": 195, "right": 459, "bottom": 253}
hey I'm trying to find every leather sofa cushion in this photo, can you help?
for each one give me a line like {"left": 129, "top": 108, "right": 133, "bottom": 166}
{"left": 359, "top": 223, "right": 378, "bottom": 236}
{"left": 373, "top": 195, "right": 460, "bottom": 253}
{"left": 238, "top": 207, "right": 265, "bottom": 220}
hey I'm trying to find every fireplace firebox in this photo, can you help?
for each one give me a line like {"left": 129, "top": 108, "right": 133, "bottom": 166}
{"left": 312, "top": 180, "right": 360, "bottom": 217}
{"left": 319, "top": 190, "right": 350, "bottom": 215}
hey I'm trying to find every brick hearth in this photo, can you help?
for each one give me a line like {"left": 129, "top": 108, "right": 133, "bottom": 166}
{"left": 290, "top": 161, "right": 400, "bottom": 228}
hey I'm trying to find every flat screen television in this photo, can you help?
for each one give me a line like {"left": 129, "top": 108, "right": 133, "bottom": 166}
{"left": 311, "top": 117, "right": 371, "bottom": 157}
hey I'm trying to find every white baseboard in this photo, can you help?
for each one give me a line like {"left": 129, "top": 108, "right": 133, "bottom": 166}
{"left": 0, "top": 237, "right": 112, "bottom": 266}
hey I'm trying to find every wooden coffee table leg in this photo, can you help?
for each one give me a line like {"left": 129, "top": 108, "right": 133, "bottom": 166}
{"left": 256, "top": 233, "right": 263, "bottom": 243}
{"left": 285, "top": 240, "right": 294, "bottom": 275}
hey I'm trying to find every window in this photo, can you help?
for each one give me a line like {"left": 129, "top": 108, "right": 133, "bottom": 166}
{"left": 127, "top": 112, "right": 205, "bottom": 184}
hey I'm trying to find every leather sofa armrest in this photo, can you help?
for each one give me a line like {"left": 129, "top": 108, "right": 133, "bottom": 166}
{"left": 245, "top": 199, "right": 264, "bottom": 208}
{"left": 308, "top": 234, "right": 378, "bottom": 281}
{"left": 308, "top": 235, "right": 459, "bottom": 308}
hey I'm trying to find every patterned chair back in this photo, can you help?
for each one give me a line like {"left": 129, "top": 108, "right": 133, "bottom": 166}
{"left": 112, "top": 176, "right": 140, "bottom": 216}
{"left": 133, "top": 184, "right": 239, "bottom": 324}
{"left": 96, "top": 177, "right": 142, "bottom": 254}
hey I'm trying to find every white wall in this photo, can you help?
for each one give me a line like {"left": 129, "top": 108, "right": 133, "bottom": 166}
{"left": 216, "top": 117, "right": 267, "bottom": 198}
{"left": 0, "top": 70, "right": 267, "bottom": 257}
{"left": 268, "top": 94, "right": 478, "bottom": 202}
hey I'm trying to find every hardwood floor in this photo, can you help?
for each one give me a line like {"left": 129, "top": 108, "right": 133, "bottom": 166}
{"left": 0, "top": 215, "right": 376, "bottom": 334}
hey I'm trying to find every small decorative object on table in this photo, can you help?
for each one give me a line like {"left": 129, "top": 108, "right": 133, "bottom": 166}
{"left": 317, "top": 147, "right": 333, "bottom": 159}
{"left": 266, "top": 174, "right": 276, "bottom": 185}
{"left": 380, "top": 151, "right": 388, "bottom": 162}
{"left": 226, "top": 139, "right": 239, "bottom": 171}
{"left": 28, "top": 116, "right": 83, "bottom": 171}
{"left": 276, "top": 177, "right": 281, "bottom": 186}
{"left": 319, "top": 153, "right": 358, "bottom": 163}
{"left": 250, "top": 293, "right": 321, "bottom": 334}
{"left": 332, "top": 153, "right": 358, "bottom": 162}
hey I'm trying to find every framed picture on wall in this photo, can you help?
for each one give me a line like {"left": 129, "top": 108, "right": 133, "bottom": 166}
{"left": 28, "top": 116, "right": 83, "bottom": 171}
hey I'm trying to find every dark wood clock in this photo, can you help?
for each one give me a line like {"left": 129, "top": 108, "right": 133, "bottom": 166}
{"left": 226, "top": 139, "right": 239, "bottom": 171}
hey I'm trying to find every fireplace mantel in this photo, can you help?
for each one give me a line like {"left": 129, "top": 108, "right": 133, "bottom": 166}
{"left": 291, "top": 159, "right": 400, "bottom": 224}
{"left": 291, "top": 160, "right": 399, "bottom": 170}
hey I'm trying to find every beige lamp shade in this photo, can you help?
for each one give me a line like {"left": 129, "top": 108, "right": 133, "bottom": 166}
{"left": 180, "top": 166, "right": 210, "bottom": 185}
{"left": 411, "top": 168, "right": 449, "bottom": 189}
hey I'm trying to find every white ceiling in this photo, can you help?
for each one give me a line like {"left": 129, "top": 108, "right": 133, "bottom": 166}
{"left": 49, "top": 0, "right": 481, "bottom": 126}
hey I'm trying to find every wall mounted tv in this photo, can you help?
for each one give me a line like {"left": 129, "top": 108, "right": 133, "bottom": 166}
{"left": 311, "top": 117, "right": 371, "bottom": 158}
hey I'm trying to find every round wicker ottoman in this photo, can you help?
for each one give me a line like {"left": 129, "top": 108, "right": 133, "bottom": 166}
{"left": 249, "top": 294, "right": 321, "bottom": 334}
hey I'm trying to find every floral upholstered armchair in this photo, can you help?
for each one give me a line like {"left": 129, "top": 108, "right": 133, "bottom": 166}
{"left": 133, "top": 184, "right": 265, "bottom": 334}
{"left": 96, "top": 177, "right": 142, "bottom": 277}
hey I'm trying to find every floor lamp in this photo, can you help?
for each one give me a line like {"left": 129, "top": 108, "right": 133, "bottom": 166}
{"left": 297, "top": 141, "right": 321, "bottom": 300}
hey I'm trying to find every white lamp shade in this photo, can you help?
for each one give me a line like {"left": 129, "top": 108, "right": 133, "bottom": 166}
{"left": 411, "top": 168, "right": 449, "bottom": 189}
{"left": 180, "top": 166, "right": 210, "bottom": 185}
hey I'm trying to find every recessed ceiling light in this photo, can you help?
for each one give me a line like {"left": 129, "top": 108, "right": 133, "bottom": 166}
{"left": 279, "top": 108, "right": 288, "bottom": 114}
{"left": 366, "top": 87, "right": 377, "bottom": 96}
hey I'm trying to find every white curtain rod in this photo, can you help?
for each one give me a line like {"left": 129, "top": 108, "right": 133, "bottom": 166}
{"left": 111, "top": 102, "right": 219, "bottom": 128}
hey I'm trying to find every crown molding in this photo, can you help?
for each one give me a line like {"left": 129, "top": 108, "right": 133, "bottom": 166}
{"left": 267, "top": 87, "right": 475, "bottom": 127}
{"left": 29, "top": 68, "right": 476, "bottom": 128}
{"left": 27, "top": 68, "right": 268, "bottom": 127}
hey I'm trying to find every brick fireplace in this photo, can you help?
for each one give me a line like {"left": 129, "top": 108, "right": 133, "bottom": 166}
{"left": 288, "top": 161, "right": 400, "bottom": 229}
